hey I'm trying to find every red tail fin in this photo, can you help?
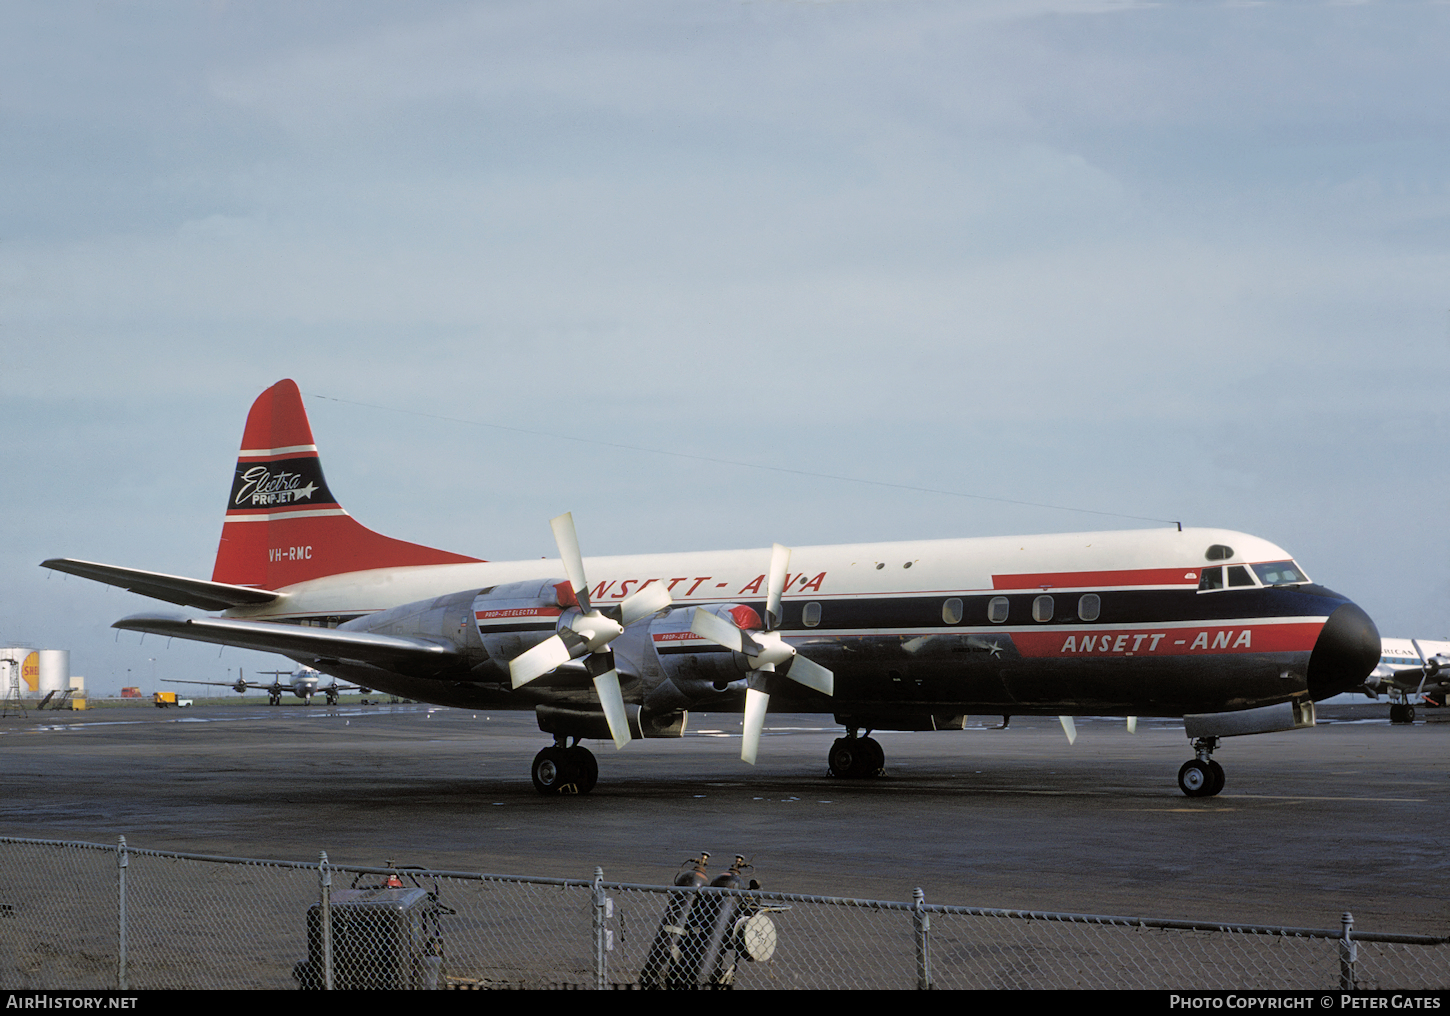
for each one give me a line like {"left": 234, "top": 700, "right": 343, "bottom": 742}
{"left": 211, "top": 380, "right": 481, "bottom": 588}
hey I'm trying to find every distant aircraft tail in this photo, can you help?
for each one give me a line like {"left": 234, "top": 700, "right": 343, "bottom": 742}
{"left": 211, "top": 380, "right": 481, "bottom": 589}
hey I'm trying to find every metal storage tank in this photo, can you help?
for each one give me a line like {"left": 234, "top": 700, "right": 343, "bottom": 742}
{"left": 0, "top": 648, "right": 27, "bottom": 691}
{"left": 37, "top": 650, "right": 70, "bottom": 695}
{"left": 2, "top": 649, "right": 41, "bottom": 692}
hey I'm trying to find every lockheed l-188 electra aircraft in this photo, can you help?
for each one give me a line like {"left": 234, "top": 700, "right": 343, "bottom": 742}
{"left": 162, "top": 666, "right": 361, "bottom": 706}
{"left": 44, "top": 380, "right": 1380, "bottom": 797}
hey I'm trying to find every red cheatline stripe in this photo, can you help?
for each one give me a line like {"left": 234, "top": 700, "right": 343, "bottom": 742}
{"left": 1012, "top": 622, "right": 1322, "bottom": 658}
{"left": 993, "top": 568, "right": 1199, "bottom": 590}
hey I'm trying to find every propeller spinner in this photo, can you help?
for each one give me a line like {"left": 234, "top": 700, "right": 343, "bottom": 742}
{"left": 508, "top": 513, "right": 672, "bottom": 749}
{"left": 689, "top": 543, "right": 834, "bottom": 764}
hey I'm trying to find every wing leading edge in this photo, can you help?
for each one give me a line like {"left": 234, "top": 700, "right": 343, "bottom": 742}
{"left": 113, "top": 613, "right": 457, "bottom": 669}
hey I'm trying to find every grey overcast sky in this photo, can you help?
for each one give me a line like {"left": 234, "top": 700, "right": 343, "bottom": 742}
{"left": 2, "top": 1, "right": 1447, "bottom": 694}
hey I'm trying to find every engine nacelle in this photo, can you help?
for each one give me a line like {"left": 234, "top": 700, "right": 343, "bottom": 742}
{"left": 349, "top": 587, "right": 493, "bottom": 676}
{"left": 349, "top": 580, "right": 576, "bottom": 681}
{"left": 468, "top": 579, "right": 572, "bottom": 678}
{"left": 536, "top": 703, "right": 688, "bottom": 740}
{"left": 643, "top": 604, "right": 753, "bottom": 707}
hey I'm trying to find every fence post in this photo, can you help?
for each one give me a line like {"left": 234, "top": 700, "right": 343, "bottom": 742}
{"left": 116, "top": 837, "right": 128, "bottom": 991}
{"left": 593, "top": 866, "right": 607, "bottom": 990}
{"left": 913, "top": 887, "right": 932, "bottom": 990}
{"left": 320, "top": 851, "right": 333, "bottom": 991}
{"left": 1339, "top": 911, "right": 1356, "bottom": 990}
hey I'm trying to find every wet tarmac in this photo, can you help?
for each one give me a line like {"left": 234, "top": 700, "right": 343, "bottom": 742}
{"left": 1, "top": 700, "right": 1445, "bottom": 935}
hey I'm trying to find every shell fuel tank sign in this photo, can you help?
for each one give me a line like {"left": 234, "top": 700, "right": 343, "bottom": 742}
{"left": 21, "top": 652, "right": 39, "bottom": 692}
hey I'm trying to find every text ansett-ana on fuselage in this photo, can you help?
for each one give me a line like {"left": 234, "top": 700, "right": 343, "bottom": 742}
{"left": 44, "top": 380, "right": 1381, "bottom": 798}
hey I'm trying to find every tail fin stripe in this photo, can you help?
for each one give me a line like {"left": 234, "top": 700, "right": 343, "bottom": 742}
{"left": 223, "top": 509, "right": 349, "bottom": 522}
{"left": 239, "top": 444, "right": 319, "bottom": 458}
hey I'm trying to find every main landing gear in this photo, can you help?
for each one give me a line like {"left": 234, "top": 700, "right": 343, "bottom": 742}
{"left": 1177, "top": 737, "right": 1225, "bottom": 798}
{"left": 828, "top": 731, "right": 884, "bottom": 779}
{"left": 1389, "top": 702, "right": 1416, "bottom": 725}
{"left": 531, "top": 736, "right": 598, "bottom": 796}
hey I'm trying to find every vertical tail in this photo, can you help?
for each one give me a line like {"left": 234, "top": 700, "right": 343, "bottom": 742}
{"left": 211, "top": 380, "right": 481, "bottom": 589}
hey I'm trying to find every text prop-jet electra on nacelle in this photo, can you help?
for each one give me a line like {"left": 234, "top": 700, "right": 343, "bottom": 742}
{"left": 44, "top": 380, "right": 1380, "bottom": 797}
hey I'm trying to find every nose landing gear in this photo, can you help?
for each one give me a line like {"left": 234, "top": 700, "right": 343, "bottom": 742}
{"left": 1177, "top": 737, "right": 1225, "bottom": 797}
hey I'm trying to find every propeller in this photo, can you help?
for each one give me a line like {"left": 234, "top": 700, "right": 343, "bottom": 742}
{"left": 688, "top": 543, "right": 834, "bottom": 764}
{"left": 508, "top": 513, "right": 672, "bottom": 749}
{"left": 1058, "top": 716, "right": 1077, "bottom": 745}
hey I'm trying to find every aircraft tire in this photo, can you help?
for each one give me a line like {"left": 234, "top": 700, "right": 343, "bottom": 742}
{"left": 1207, "top": 760, "right": 1225, "bottom": 797}
{"left": 860, "top": 737, "right": 885, "bottom": 776}
{"left": 827, "top": 739, "right": 860, "bottom": 778}
{"left": 531, "top": 747, "right": 574, "bottom": 795}
{"left": 828, "top": 738, "right": 883, "bottom": 778}
{"left": 565, "top": 746, "right": 598, "bottom": 794}
{"left": 1177, "top": 760, "right": 1215, "bottom": 798}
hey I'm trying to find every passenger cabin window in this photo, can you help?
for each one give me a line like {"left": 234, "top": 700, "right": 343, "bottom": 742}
{"left": 1032, "top": 595, "right": 1054, "bottom": 622}
{"left": 802, "top": 601, "right": 822, "bottom": 627}
{"left": 1078, "top": 593, "right": 1100, "bottom": 622}
{"left": 988, "top": 596, "right": 1010, "bottom": 624}
{"left": 942, "top": 598, "right": 963, "bottom": 625}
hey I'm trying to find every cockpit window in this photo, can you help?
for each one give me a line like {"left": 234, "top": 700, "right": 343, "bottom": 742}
{"left": 1252, "top": 561, "right": 1309, "bottom": 586}
{"left": 1226, "top": 565, "right": 1255, "bottom": 588}
{"left": 1198, "top": 566, "right": 1224, "bottom": 591}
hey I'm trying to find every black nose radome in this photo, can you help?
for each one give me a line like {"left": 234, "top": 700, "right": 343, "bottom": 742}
{"left": 1307, "top": 602, "right": 1380, "bottom": 701}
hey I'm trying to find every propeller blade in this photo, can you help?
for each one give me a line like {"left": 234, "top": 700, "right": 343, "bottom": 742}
{"left": 1126, "top": 716, "right": 1137, "bottom": 734}
{"left": 1058, "top": 715, "right": 1077, "bottom": 745}
{"left": 549, "top": 512, "right": 592, "bottom": 613}
{"left": 784, "top": 652, "right": 833, "bottom": 697}
{"left": 741, "top": 686, "right": 769, "bottom": 765}
{"left": 765, "top": 543, "right": 791, "bottom": 631}
{"left": 510, "top": 635, "right": 572, "bottom": 688}
{"left": 619, "top": 582, "right": 672, "bottom": 627}
{"left": 690, "top": 607, "right": 745, "bottom": 653}
{"left": 592, "top": 669, "right": 632, "bottom": 750}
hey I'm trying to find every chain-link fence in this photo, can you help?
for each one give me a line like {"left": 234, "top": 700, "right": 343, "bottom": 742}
{"left": 1, "top": 836, "right": 1445, "bottom": 990}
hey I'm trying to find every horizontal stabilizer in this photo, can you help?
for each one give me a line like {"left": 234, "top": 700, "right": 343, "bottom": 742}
{"left": 113, "top": 613, "right": 457, "bottom": 668}
{"left": 42, "top": 559, "right": 282, "bottom": 611}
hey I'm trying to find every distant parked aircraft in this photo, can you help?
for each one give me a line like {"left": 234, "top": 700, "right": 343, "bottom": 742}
{"left": 164, "top": 667, "right": 360, "bottom": 706}
{"left": 1361, "top": 638, "right": 1450, "bottom": 723}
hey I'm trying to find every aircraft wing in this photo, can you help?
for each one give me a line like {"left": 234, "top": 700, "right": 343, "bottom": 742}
{"left": 161, "top": 678, "right": 250, "bottom": 688}
{"left": 1386, "top": 668, "right": 1450, "bottom": 693}
{"left": 42, "top": 559, "right": 282, "bottom": 611}
{"left": 113, "top": 613, "right": 458, "bottom": 668}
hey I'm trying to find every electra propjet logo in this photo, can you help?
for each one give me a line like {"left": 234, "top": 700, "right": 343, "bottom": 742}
{"left": 229, "top": 458, "right": 334, "bottom": 509}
